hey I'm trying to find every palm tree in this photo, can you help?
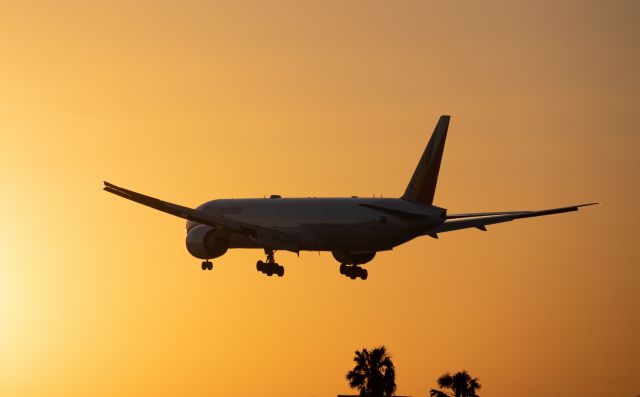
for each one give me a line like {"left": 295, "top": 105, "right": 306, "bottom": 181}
{"left": 429, "top": 370, "right": 480, "bottom": 397}
{"left": 346, "top": 346, "right": 397, "bottom": 396}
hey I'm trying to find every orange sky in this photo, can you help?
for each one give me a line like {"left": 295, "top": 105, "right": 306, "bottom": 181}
{"left": 0, "top": 1, "right": 638, "bottom": 396}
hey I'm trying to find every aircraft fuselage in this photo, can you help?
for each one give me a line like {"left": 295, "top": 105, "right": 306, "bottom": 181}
{"left": 187, "top": 197, "right": 446, "bottom": 252}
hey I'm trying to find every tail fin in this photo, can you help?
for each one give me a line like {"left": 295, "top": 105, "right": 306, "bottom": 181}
{"left": 401, "top": 115, "right": 450, "bottom": 205}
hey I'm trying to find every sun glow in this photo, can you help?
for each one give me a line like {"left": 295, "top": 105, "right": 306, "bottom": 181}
{"left": 0, "top": 243, "right": 12, "bottom": 349}
{"left": 0, "top": 229, "right": 20, "bottom": 349}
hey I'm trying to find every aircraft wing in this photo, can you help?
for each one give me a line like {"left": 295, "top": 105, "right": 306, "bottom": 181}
{"left": 424, "top": 203, "right": 597, "bottom": 237}
{"left": 103, "top": 181, "right": 300, "bottom": 252}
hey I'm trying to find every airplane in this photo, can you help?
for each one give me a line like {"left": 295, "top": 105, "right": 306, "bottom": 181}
{"left": 104, "top": 115, "right": 596, "bottom": 280}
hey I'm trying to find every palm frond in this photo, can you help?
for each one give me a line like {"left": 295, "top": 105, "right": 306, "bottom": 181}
{"left": 430, "top": 389, "right": 450, "bottom": 397}
{"left": 437, "top": 372, "right": 453, "bottom": 389}
{"left": 346, "top": 346, "right": 396, "bottom": 397}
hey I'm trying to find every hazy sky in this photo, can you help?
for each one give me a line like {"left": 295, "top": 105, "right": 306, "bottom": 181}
{"left": 0, "top": 1, "right": 638, "bottom": 396}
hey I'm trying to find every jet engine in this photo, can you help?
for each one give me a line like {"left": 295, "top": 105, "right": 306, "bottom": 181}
{"left": 186, "top": 225, "right": 229, "bottom": 259}
{"left": 331, "top": 250, "right": 376, "bottom": 265}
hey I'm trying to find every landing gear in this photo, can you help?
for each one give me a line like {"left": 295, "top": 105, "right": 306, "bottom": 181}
{"left": 339, "top": 263, "right": 368, "bottom": 280}
{"left": 201, "top": 260, "right": 213, "bottom": 271}
{"left": 257, "top": 260, "right": 284, "bottom": 277}
{"left": 256, "top": 249, "right": 284, "bottom": 277}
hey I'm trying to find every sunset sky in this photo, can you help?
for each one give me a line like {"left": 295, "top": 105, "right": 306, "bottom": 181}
{"left": 0, "top": 1, "right": 638, "bottom": 396}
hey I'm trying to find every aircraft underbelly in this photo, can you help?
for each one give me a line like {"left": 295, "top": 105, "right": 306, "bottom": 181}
{"left": 227, "top": 223, "right": 409, "bottom": 251}
{"left": 300, "top": 223, "right": 405, "bottom": 250}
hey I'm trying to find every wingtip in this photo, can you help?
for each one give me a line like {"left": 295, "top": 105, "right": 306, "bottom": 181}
{"left": 103, "top": 181, "right": 121, "bottom": 194}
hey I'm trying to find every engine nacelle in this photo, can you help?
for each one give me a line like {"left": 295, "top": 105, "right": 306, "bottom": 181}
{"left": 186, "top": 225, "right": 229, "bottom": 259}
{"left": 332, "top": 250, "right": 376, "bottom": 265}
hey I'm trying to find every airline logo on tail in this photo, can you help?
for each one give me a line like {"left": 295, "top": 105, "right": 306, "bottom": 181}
{"left": 401, "top": 115, "right": 450, "bottom": 205}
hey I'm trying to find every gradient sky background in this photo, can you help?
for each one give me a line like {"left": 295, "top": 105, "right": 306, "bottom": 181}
{"left": 0, "top": 1, "right": 638, "bottom": 396}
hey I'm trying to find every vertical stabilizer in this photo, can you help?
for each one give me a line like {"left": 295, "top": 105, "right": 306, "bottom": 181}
{"left": 401, "top": 115, "right": 450, "bottom": 205}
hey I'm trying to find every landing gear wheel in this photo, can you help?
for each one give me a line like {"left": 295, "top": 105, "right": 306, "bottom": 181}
{"left": 202, "top": 261, "right": 213, "bottom": 270}
{"left": 257, "top": 249, "right": 284, "bottom": 278}
{"left": 341, "top": 264, "right": 367, "bottom": 280}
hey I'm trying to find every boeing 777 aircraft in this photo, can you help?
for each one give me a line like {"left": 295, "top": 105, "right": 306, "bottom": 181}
{"left": 104, "top": 115, "right": 596, "bottom": 280}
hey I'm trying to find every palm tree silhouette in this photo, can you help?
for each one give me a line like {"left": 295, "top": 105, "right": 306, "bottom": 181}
{"left": 429, "top": 370, "right": 480, "bottom": 397}
{"left": 346, "top": 346, "right": 396, "bottom": 396}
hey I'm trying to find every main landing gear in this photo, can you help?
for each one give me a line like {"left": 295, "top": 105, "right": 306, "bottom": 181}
{"left": 339, "top": 263, "right": 368, "bottom": 280}
{"left": 256, "top": 249, "right": 284, "bottom": 277}
{"left": 201, "top": 260, "right": 213, "bottom": 271}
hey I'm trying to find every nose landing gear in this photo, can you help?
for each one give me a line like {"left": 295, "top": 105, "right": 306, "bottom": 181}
{"left": 339, "top": 263, "right": 368, "bottom": 280}
{"left": 257, "top": 249, "right": 284, "bottom": 277}
{"left": 201, "top": 260, "right": 213, "bottom": 271}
